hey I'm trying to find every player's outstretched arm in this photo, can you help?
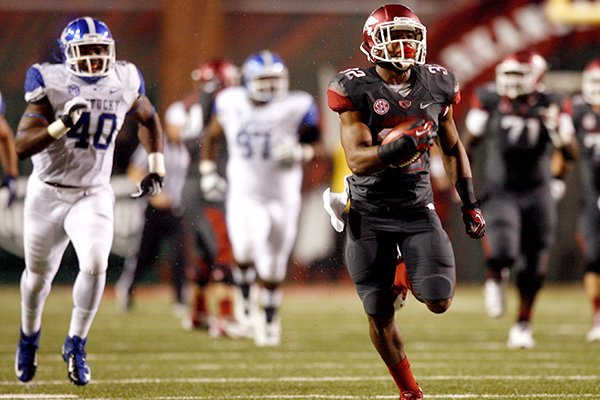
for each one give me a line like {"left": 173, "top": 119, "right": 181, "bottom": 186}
{"left": 128, "top": 95, "right": 165, "bottom": 198}
{"left": 129, "top": 95, "right": 164, "bottom": 155}
{"left": 437, "top": 105, "right": 485, "bottom": 239}
{"left": 198, "top": 114, "right": 227, "bottom": 202}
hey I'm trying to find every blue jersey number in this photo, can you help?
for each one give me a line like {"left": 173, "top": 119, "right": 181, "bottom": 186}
{"left": 67, "top": 112, "right": 117, "bottom": 149}
{"left": 236, "top": 130, "right": 272, "bottom": 159}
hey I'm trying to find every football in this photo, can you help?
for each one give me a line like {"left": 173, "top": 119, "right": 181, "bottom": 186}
{"left": 378, "top": 117, "right": 433, "bottom": 168}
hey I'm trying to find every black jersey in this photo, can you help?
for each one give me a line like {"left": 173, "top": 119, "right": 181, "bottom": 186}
{"left": 471, "top": 85, "right": 563, "bottom": 192}
{"left": 571, "top": 95, "right": 600, "bottom": 204}
{"left": 327, "top": 64, "right": 459, "bottom": 210}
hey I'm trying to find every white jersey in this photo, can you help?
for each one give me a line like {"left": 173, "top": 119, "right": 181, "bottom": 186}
{"left": 215, "top": 86, "right": 315, "bottom": 201}
{"left": 165, "top": 99, "right": 204, "bottom": 141}
{"left": 24, "top": 61, "right": 143, "bottom": 188}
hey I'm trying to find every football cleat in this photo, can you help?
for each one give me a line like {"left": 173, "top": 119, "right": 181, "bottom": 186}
{"left": 233, "top": 285, "right": 256, "bottom": 338}
{"left": 483, "top": 268, "right": 509, "bottom": 318}
{"left": 62, "top": 335, "right": 91, "bottom": 386}
{"left": 254, "top": 310, "right": 281, "bottom": 347}
{"left": 586, "top": 325, "right": 600, "bottom": 342}
{"left": 207, "top": 316, "right": 250, "bottom": 339}
{"left": 507, "top": 322, "right": 535, "bottom": 349}
{"left": 400, "top": 387, "right": 423, "bottom": 400}
{"left": 15, "top": 329, "right": 40, "bottom": 383}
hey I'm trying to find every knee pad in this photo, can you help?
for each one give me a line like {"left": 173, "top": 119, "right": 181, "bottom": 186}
{"left": 80, "top": 260, "right": 108, "bottom": 276}
{"left": 78, "top": 243, "right": 110, "bottom": 276}
{"left": 417, "top": 274, "right": 454, "bottom": 303}
{"left": 361, "top": 288, "right": 394, "bottom": 318}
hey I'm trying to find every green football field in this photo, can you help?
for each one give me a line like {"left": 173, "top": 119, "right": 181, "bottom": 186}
{"left": 1, "top": 282, "right": 599, "bottom": 399}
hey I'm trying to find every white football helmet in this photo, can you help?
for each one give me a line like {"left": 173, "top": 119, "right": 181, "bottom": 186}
{"left": 583, "top": 59, "right": 600, "bottom": 106}
{"left": 495, "top": 50, "right": 547, "bottom": 99}
{"left": 60, "top": 16, "right": 116, "bottom": 78}
{"left": 242, "top": 50, "right": 289, "bottom": 103}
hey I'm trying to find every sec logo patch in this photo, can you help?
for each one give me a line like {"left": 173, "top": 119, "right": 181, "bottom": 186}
{"left": 373, "top": 99, "right": 389, "bottom": 115}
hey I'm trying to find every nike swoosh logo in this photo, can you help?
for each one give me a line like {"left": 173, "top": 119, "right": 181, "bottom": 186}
{"left": 109, "top": 89, "right": 119, "bottom": 94}
{"left": 420, "top": 102, "right": 434, "bottom": 109}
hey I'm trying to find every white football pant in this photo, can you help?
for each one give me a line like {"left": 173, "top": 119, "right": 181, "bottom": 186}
{"left": 226, "top": 195, "right": 300, "bottom": 284}
{"left": 20, "top": 175, "right": 114, "bottom": 338}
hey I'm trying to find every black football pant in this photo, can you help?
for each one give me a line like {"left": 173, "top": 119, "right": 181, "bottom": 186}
{"left": 132, "top": 204, "right": 186, "bottom": 304}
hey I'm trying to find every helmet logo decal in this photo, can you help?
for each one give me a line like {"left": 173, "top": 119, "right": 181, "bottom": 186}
{"left": 68, "top": 85, "right": 81, "bottom": 97}
{"left": 364, "top": 16, "right": 379, "bottom": 34}
{"left": 374, "top": 98, "right": 390, "bottom": 115}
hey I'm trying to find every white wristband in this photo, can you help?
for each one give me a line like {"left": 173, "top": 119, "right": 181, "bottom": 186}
{"left": 199, "top": 160, "right": 217, "bottom": 175}
{"left": 47, "top": 118, "right": 68, "bottom": 140}
{"left": 302, "top": 144, "right": 315, "bottom": 162}
{"left": 148, "top": 152, "right": 166, "bottom": 176}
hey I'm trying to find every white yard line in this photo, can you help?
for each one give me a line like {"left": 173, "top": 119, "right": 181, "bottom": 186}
{"left": 1, "top": 374, "right": 598, "bottom": 385}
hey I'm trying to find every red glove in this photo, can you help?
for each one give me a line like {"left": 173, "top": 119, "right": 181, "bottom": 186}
{"left": 461, "top": 203, "right": 486, "bottom": 239}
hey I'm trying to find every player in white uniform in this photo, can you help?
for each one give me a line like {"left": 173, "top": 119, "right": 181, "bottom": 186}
{"left": 0, "top": 89, "right": 18, "bottom": 208}
{"left": 14, "top": 17, "right": 165, "bottom": 386}
{"left": 200, "top": 50, "right": 322, "bottom": 346}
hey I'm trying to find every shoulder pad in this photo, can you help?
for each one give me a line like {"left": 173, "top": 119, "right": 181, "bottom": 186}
{"left": 414, "top": 64, "right": 460, "bottom": 105}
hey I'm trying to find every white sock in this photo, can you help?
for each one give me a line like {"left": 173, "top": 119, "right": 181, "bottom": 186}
{"left": 20, "top": 270, "right": 53, "bottom": 335}
{"left": 68, "top": 270, "right": 106, "bottom": 338}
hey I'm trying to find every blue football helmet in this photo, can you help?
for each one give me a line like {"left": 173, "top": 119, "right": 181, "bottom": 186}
{"left": 242, "top": 50, "right": 288, "bottom": 102}
{"left": 59, "top": 17, "right": 115, "bottom": 78}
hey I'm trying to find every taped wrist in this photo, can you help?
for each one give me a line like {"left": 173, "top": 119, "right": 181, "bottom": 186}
{"left": 455, "top": 177, "right": 478, "bottom": 207}
{"left": 148, "top": 152, "right": 166, "bottom": 177}
{"left": 47, "top": 116, "right": 71, "bottom": 140}
{"left": 199, "top": 160, "right": 217, "bottom": 175}
{"left": 377, "top": 136, "right": 416, "bottom": 165}
{"left": 301, "top": 144, "right": 315, "bottom": 162}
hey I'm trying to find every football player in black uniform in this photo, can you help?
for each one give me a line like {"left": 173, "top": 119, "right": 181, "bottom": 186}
{"left": 180, "top": 60, "right": 240, "bottom": 335}
{"left": 326, "top": 4, "right": 485, "bottom": 400}
{"left": 464, "top": 49, "right": 578, "bottom": 348}
{"left": 571, "top": 59, "right": 600, "bottom": 342}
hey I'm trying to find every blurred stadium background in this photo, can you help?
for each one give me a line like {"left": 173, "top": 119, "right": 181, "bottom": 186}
{"left": 1, "top": 0, "right": 599, "bottom": 286}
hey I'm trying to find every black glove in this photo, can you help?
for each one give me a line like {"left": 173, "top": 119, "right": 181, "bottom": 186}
{"left": 378, "top": 119, "right": 434, "bottom": 167}
{"left": 59, "top": 96, "right": 90, "bottom": 127}
{"left": 1, "top": 175, "right": 17, "bottom": 207}
{"left": 131, "top": 173, "right": 163, "bottom": 198}
{"left": 461, "top": 202, "right": 486, "bottom": 239}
